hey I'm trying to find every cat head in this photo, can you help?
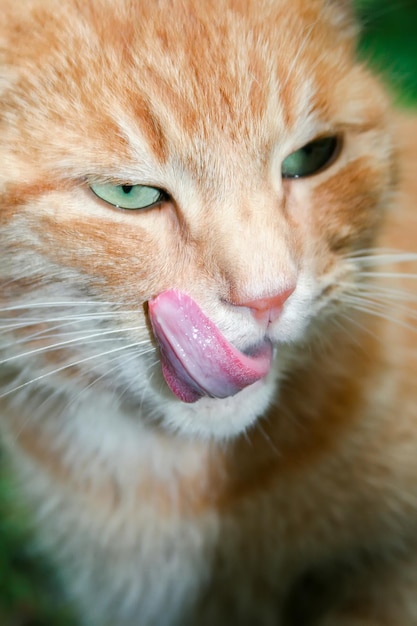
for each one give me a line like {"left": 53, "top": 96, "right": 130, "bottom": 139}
{"left": 0, "top": 0, "right": 394, "bottom": 439}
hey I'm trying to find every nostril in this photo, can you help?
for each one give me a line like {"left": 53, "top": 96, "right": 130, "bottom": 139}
{"left": 233, "top": 286, "right": 295, "bottom": 323}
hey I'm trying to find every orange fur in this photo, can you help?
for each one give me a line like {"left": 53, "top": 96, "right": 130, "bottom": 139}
{"left": 1, "top": 1, "right": 417, "bottom": 625}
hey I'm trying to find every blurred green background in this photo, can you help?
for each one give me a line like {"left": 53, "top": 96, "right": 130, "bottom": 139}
{"left": 0, "top": 2, "right": 416, "bottom": 625}
{"left": 356, "top": 0, "right": 417, "bottom": 107}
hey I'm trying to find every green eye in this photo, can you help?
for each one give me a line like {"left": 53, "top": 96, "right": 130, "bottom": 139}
{"left": 90, "top": 183, "right": 165, "bottom": 210}
{"left": 281, "top": 136, "right": 339, "bottom": 179}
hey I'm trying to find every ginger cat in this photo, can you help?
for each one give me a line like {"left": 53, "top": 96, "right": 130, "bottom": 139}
{"left": 1, "top": 0, "right": 417, "bottom": 624}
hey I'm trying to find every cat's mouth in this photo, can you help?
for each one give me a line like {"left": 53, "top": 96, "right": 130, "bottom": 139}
{"left": 148, "top": 289, "right": 273, "bottom": 403}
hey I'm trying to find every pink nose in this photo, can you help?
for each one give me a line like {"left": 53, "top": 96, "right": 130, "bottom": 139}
{"left": 236, "top": 287, "right": 295, "bottom": 324}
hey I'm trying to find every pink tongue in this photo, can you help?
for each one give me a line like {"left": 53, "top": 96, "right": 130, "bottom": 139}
{"left": 148, "top": 289, "right": 272, "bottom": 403}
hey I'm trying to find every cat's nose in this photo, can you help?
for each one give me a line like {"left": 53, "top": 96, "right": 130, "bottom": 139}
{"left": 234, "top": 287, "right": 295, "bottom": 324}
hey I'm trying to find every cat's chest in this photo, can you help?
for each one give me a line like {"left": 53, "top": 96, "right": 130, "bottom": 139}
{"left": 3, "top": 381, "right": 414, "bottom": 625}
{"left": 8, "top": 387, "right": 387, "bottom": 544}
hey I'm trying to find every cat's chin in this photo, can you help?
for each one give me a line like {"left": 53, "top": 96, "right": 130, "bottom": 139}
{"left": 158, "top": 373, "right": 278, "bottom": 440}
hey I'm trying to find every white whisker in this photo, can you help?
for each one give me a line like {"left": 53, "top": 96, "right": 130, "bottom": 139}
{"left": 0, "top": 314, "right": 124, "bottom": 335}
{"left": 1, "top": 318, "right": 148, "bottom": 350}
{"left": 353, "top": 285, "right": 417, "bottom": 303}
{"left": 341, "top": 296, "right": 417, "bottom": 333}
{"left": 0, "top": 342, "right": 156, "bottom": 400}
{"left": 0, "top": 320, "right": 104, "bottom": 346}
{"left": 55, "top": 351, "right": 145, "bottom": 415}
{"left": 335, "top": 312, "right": 381, "bottom": 345}
{"left": 0, "top": 301, "right": 129, "bottom": 312}
{"left": 340, "top": 291, "right": 417, "bottom": 317}
{"left": 359, "top": 272, "right": 417, "bottom": 280}
{"left": 114, "top": 357, "right": 161, "bottom": 407}
{"left": 0, "top": 326, "right": 149, "bottom": 367}
{"left": 348, "top": 252, "right": 417, "bottom": 266}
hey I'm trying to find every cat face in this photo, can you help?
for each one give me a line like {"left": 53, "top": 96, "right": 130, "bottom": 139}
{"left": 0, "top": 0, "right": 394, "bottom": 438}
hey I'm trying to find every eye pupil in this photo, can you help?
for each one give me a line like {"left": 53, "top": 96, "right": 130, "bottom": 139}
{"left": 90, "top": 183, "right": 165, "bottom": 210}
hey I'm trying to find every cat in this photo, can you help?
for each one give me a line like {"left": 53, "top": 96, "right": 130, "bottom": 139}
{"left": 1, "top": 0, "right": 417, "bottom": 624}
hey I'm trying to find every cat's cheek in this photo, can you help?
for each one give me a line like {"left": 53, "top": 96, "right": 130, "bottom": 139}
{"left": 282, "top": 178, "right": 310, "bottom": 227}
{"left": 27, "top": 194, "right": 180, "bottom": 297}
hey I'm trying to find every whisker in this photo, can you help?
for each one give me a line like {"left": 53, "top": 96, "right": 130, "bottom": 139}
{"left": 353, "top": 285, "right": 417, "bottom": 302}
{"left": 352, "top": 253, "right": 417, "bottom": 266}
{"left": 0, "top": 321, "right": 113, "bottom": 345}
{"left": 0, "top": 342, "right": 156, "bottom": 400}
{"left": 12, "top": 352, "right": 153, "bottom": 442}
{"left": 343, "top": 296, "right": 416, "bottom": 321}
{"left": 112, "top": 356, "right": 160, "bottom": 408}
{"left": 358, "top": 272, "right": 417, "bottom": 280}
{"left": 256, "top": 421, "right": 281, "bottom": 457}
{"left": 335, "top": 312, "right": 381, "bottom": 345}
{"left": 0, "top": 320, "right": 103, "bottom": 346}
{"left": 0, "top": 319, "right": 148, "bottom": 350}
{"left": 339, "top": 287, "right": 417, "bottom": 313}
{"left": 0, "top": 326, "right": 149, "bottom": 367}
{"left": 0, "top": 301, "right": 129, "bottom": 312}
{"left": 0, "top": 313, "right": 124, "bottom": 335}
{"left": 54, "top": 351, "right": 144, "bottom": 415}
{"left": 332, "top": 311, "right": 378, "bottom": 348}
{"left": 341, "top": 296, "right": 417, "bottom": 333}
{"left": 345, "top": 248, "right": 417, "bottom": 268}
